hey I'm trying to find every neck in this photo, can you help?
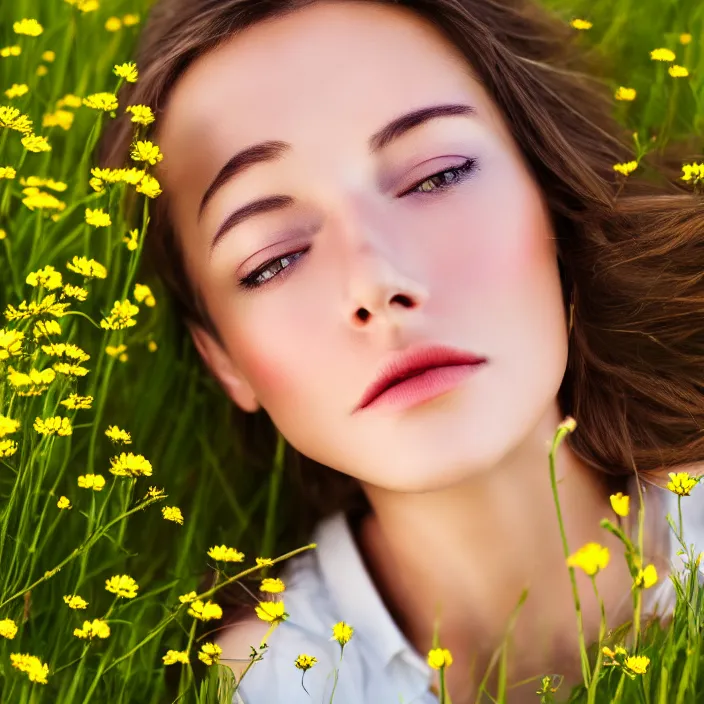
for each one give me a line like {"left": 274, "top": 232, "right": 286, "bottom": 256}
{"left": 354, "top": 404, "right": 662, "bottom": 702}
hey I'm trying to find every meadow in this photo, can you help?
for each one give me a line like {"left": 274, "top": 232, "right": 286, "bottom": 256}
{"left": 0, "top": 0, "right": 703, "bottom": 702}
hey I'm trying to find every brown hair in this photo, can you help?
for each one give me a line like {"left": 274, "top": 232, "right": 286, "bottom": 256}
{"left": 98, "top": 0, "right": 704, "bottom": 621}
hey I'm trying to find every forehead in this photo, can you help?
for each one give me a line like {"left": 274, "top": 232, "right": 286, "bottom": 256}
{"left": 156, "top": 1, "right": 505, "bottom": 183}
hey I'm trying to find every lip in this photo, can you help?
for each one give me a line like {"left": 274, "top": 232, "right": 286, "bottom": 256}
{"left": 354, "top": 344, "right": 487, "bottom": 412}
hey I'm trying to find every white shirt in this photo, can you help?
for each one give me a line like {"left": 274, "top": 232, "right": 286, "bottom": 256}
{"left": 231, "top": 479, "right": 704, "bottom": 703}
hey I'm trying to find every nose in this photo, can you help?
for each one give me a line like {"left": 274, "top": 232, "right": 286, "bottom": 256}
{"left": 343, "top": 239, "right": 429, "bottom": 330}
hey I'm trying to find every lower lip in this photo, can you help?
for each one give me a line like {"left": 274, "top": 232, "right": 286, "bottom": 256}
{"left": 359, "top": 362, "right": 486, "bottom": 411}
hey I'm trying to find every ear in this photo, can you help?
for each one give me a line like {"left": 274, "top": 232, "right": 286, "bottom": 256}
{"left": 187, "top": 322, "right": 260, "bottom": 413}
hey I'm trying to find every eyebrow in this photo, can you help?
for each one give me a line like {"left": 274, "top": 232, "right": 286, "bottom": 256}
{"left": 200, "top": 102, "right": 477, "bottom": 258}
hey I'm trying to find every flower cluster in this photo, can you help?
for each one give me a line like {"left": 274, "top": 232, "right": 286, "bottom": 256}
{"left": 602, "top": 645, "right": 650, "bottom": 679}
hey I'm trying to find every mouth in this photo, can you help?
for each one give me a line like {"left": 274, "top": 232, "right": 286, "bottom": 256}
{"left": 355, "top": 344, "right": 487, "bottom": 412}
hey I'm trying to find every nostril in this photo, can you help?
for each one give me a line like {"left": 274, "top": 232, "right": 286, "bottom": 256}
{"left": 391, "top": 293, "right": 414, "bottom": 308}
{"left": 355, "top": 308, "right": 371, "bottom": 322}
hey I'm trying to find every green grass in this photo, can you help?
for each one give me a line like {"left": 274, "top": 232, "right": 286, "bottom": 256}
{"left": 0, "top": 0, "right": 702, "bottom": 702}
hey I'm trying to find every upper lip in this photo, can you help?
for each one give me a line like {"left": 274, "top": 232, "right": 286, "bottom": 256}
{"left": 355, "top": 343, "right": 486, "bottom": 411}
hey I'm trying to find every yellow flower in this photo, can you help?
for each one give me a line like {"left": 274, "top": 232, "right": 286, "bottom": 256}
{"left": 82, "top": 92, "right": 118, "bottom": 112}
{"left": 667, "top": 471, "right": 699, "bottom": 496}
{"left": 5, "top": 293, "right": 70, "bottom": 321}
{"left": 0, "top": 166, "right": 16, "bottom": 179}
{"left": 207, "top": 545, "right": 245, "bottom": 563}
{"left": 681, "top": 162, "right": 703, "bottom": 183}
{"left": 106, "top": 344, "right": 127, "bottom": 358}
{"left": 680, "top": 33, "right": 692, "bottom": 45}
{"left": 0, "top": 618, "right": 18, "bottom": 639}
{"left": 61, "top": 283, "right": 88, "bottom": 301}
{"left": 163, "top": 649, "right": 189, "bottom": 665}
{"left": 57, "top": 496, "right": 71, "bottom": 510}
{"left": 295, "top": 654, "right": 318, "bottom": 671}
{"left": 34, "top": 416, "right": 73, "bottom": 436}
{"left": 146, "top": 486, "right": 166, "bottom": 499}
{"left": 21, "top": 173, "right": 67, "bottom": 189}
{"left": 42, "top": 51, "right": 55, "bottom": 62}
{"left": 0, "top": 46, "right": 22, "bottom": 57}
{"left": 53, "top": 362, "right": 89, "bottom": 377}
{"left": 602, "top": 645, "right": 628, "bottom": 662}
{"left": 147, "top": 340, "right": 158, "bottom": 352}
{"left": 0, "top": 228, "right": 6, "bottom": 239}
{"left": 255, "top": 600, "right": 287, "bottom": 624}
{"left": 125, "top": 104, "right": 154, "bottom": 126}
{"left": 77, "top": 474, "right": 105, "bottom": 491}
{"left": 105, "top": 425, "right": 132, "bottom": 444}
{"left": 100, "top": 299, "right": 139, "bottom": 331}
{"left": 610, "top": 492, "right": 630, "bottom": 517}
{"left": 633, "top": 564, "right": 658, "bottom": 589}
{"left": 105, "top": 574, "right": 139, "bottom": 599}
{"left": 123, "top": 228, "right": 139, "bottom": 250}
{"left": 566, "top": 542, "right": 610, "bottom": 576}
{"left": 21, "top": 190, "right": 65, "bottom": 211}
{"left": 1, "top": 113, "right": 32, "bottom": 137}
{"left": 0, "top": 439, "right": 18, "bottom": 458}
{"left": 256, "top": 557, "right": 274, "bottom": 568}
{"left": 0, "top": 414, "right": 20, "bottom": 437}
{"left": 13, "top": 19, "right": 44, "bottom": 37}
{"left": 570, "top": 18, "right": 592, "bottom": 30}
{"left": 10, "top": 653, "right": 49, "bottom": 684}
{"left": 27, "top": 265, "right": 62, "bottom": 290}
{"left": 260, "top": 578, "right": 286, "bottom": 593}
{"left": 331, "top": 620, "right": 354, "bottom": 646}
{"left": 0, "top": 329, "right": 24, "bottom": 360}
{"left": 187, "top": 599, "right": 223, "bottom": 621}
{"left": 130, "top": 140, "right": 163, "bottom": 165}
{"left": 7, "top": 365, "right": 56, "bottom": 394}
{"left": 114, "top": 62, "right": 138, "bottom": 83}
{"left": 66, "top": 255, "right": 107, "bottom": 279}
{"left": 42, "top": 342, "right": 89, "bottom": 363}
{"left": 162, "top": 506, "right": 184, "bottom": 525}
{"left": 85, "top": 208, "right": 111, "bottom": 227}
{"left": 89, "top": 176, "right": 104, "bottom": 192}
{"left": 135, "top": 173, "right": 162, "bottom": 199}
{"left": 109, "top": 452, "right": 152, "bottom": 478}
{"left": 427, "top": 647, "right": 453, "bottom": 670}
{"left": 134, "top": 283, "right": 156, "bottom": 307}
{"left": 178, "top": 591, "right": 197, "bottom": 604}
{"left": 60, "top": 393, "right": 93, "bottom": 410}
{"left": 5, "top": 84, "right": 29, "bottom": 99}
{"left": 625, "top": 655, "right": 650, "bottom": 675}
{"left": 613, "top": 161, "right": 638, "bottom": 176}
{"left": 21, "top": 134, "right": 51, "bottom": 152}
{"left": 198, "top": 642, "right": 222, "bottom": 666}
{"left": 74, "top": 619, "right": 110, "bottom": 639}
{"left": 650, "top": 48, "right": 676, "bottom": 62}
{"left": 668, "top": 65, "right": 689, "bottom": 78}
{"left": 65, "top": 0, "right": 100, "bottom": 11}
{"left": 33, "top": 320, "right": 61, "bottom": 340}
{"left": 56, "top": 94, "right": 82, "bottom": 109}
{"left": 63, "top": 595, "right": 88, "bottom": 609}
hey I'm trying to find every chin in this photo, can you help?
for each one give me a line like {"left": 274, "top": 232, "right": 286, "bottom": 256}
{"left": 352, "top": 448, "right": 502, "bottom": 494}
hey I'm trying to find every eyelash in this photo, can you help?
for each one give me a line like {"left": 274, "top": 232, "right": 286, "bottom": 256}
{"left": 237, "top": 157, "right": 479, "bottom": 290}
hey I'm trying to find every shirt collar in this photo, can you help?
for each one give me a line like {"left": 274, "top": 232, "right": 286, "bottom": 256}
{"left": 313, "top": 510, "right": 432, "bottom": 680}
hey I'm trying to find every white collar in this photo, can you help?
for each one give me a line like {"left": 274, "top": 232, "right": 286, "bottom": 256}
{"left": 313, "top": 510, "right": 433, "bottom": 681}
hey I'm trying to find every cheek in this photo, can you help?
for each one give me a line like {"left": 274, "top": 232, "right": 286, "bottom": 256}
{"left": 473, "top": 169, "right": 556, "bottom": 288}
{"left": 221, "top": 301, "right": 318, "bottom": 408}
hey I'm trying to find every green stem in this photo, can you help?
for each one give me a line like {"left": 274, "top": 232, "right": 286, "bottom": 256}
{"left": 586, "top": 576, "right": 607, "bottom": 704}
{"left": 548, "top": 420, "right": 591, "bottom": 688}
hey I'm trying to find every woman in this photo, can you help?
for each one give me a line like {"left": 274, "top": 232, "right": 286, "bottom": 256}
{"left": 98, "top": 0, "right": 704, "bottom": 701}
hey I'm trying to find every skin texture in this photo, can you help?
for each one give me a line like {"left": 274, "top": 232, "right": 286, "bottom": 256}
{"left": 156, "top": 2, "right": 663, "bottom": 700}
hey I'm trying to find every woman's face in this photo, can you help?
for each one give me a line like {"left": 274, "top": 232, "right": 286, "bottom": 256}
{"left": 157, "top": 0, "right": 570, "bottom": 493}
